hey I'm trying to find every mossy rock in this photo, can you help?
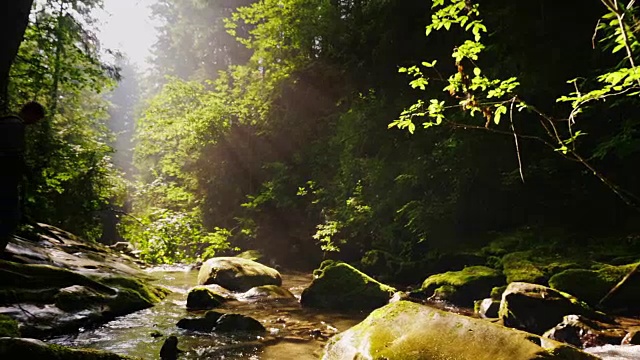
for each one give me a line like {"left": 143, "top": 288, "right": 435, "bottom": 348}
{"left": 0, "top": 260, "right": 116, "bottom": 296}
{"left": 549, "top": 263, "right": 639, "bottom": 307}
{"left": 499, "top": 282, "right": 598, "bottom": 335}
{"left": 0, "top": 337, "right": 135, "bottom": 359}
{"left": 0, "top": 316, "right": 20, "bottom": 337}
{"left": 92, "top": 275, "right": 171, "bottom": 317}
{"left": 54, "top": 286, "right": 110, "bottom": 312}
{"left": 215, "top": 313, "right": 266, "bottom": 333}
{"left": 197, "top": 257, "right": 282, "bottom": 291}
{"left": 419, "top": 266, "right": 505, "bottom": 306}
{"left": 186, "top": 286, "right": 227, "bottom": 310}
{"left": 322, "top": 300, "right": 598, "bottom": 360}
{"left": 502, "top": 252, "right": 547, "bottom": 284}
{"left": 300, "top": 260, "right": 396, "bottom": 311}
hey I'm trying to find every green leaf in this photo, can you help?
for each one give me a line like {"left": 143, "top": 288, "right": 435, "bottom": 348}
{"left": 494, "top": 104, "right": 507, "bottom": 125}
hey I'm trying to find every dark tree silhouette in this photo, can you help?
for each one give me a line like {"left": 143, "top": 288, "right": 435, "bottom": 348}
{"left": 0, "top": 0, "right": 34, "bottom": 112}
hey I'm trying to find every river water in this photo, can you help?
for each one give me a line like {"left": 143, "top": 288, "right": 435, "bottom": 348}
{"left": 46, "top": 266, "right": 640, "bottom": 360}
{"left": 47, "top": 266, "right": 366, "bottom": 359}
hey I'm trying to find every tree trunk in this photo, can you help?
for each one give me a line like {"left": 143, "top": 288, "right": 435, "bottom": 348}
{"left": 0, "top": 0, "right": 35, "bottom": 113}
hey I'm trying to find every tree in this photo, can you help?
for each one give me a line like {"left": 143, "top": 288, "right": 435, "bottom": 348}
{"left": 0, "top": 0, "right": 35, "bottom": 112}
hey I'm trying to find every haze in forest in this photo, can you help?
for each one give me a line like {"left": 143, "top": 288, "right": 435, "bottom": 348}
{"left": 95, "top": 0, "right": 158, "bottom": 70}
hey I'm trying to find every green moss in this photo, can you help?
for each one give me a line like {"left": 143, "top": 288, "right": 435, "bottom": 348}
{"left": 420, "top": 266, "right": 505, "bottom": 306}
{"left": 301, "top": 260, "right": 396, "bottom": 310}
{"left": 501, "top": 252, "right": 546, "bottom": 284}
{"left": 0, "top": 315, "right": 20, "bottom": 337}
{"left": 323, "top": 301, "right": 598, "bottom": 360}
{"left": 97, "top": 276, "right": 169, "bottom": 303}
{"left": 549, "top": 263, "right": 638, "bottom": 306}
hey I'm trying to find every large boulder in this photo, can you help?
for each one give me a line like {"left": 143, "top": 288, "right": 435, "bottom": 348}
{"left": 0, "top": 261, "right": 169, "bottom": 337}
{"left": 0, "top": 226, "right": 169, "bottom": 338}
{"left": 300, "top": 260, "right": 396, "bottom": 311}
{"left": 549, "top": 263, "right": 640, "bottom": 309}
{"left": 197, "top": 257, "right": 281, "bottom": 292}
{"left": 499, "top": 282, "right": 598, "bottom": 335}
{"left": 322, "top": 300, "right": 598, "bottom": 360}
{"left": 0, "top": 337, "right": 132, "bottom": 359}
{"left": 418, "top": 266, "right": 504, "bottom": 306}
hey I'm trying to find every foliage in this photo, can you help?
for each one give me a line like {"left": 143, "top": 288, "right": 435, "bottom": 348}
{"left": 391, "top": 0, "right": 640, "bottom": 206}
{"left": 119, "top": 208, "right": 232, "bottom": 264}
{"left": 8, "top": 0, "right": 123, "bottom": 240}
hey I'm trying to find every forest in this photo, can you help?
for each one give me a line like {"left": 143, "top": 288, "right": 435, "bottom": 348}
{"left": 1, "top": 0, "right": 640, "bottom": 359}
{"left": 3, "top": 0, "right": 639, "bottom": 274}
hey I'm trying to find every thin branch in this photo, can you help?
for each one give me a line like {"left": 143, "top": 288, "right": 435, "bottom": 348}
{"left": 508, "top": 97, "right": 525, "bottom": 182}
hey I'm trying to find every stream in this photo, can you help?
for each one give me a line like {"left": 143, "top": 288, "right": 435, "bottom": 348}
{"left": 47, "top": 266, "right": 366, "bottom": 359}
{"left": 46, "top": 265, "right": 640, "bottom": 360}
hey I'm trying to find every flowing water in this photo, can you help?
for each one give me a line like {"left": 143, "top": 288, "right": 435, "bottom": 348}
{"left": 46, "top": 265, "right": 640, "bottom": 360}
{"left": 47, "top": 266, "right": 366, "bottom": 359}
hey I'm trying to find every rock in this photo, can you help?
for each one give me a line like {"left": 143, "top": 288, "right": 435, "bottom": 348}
{"left": 543, "top": 315, "right": 626, "bottom": 348}
{"left": 54, "top": 285, "right": 109, "bottom": 312}
{"left": 0, "top": 228, "right": 170, "bottom": 338}
{"left": 0, "top": 337, "right": 132, "bottom": 359}
{"left": 177, "top": 311, "right": 223, "bottom": 332}
{"left": 177, "top": 312, "right": 265, "bottom": 333}
{"left": 160, "top": 335, "right": 183, "bottom": 360}
{"left": 418, "top": 266, "right": 504, "bottom": 306}
{"left": 622, "top": 330, "right": 640, "bottom": 345}
{"left": 186, "top": 286, "right": 227, "bottom": 310}
{"left": 499, "top": 282, "right": 598, "bottom": 335}
{"left": 0, "top": 260, "right": 170, "bottom": 338}
{"left": 475, "top": 298, "right": 500, "bottom": 318}
{"left": 240, "top": 285, "right": 295, "bottom": 300}
{"left": 501, "top": 251, "right": 547, "bottom": 284}
{"left": 549, "top": 263, "right": 639, "bottom": 307}
{"left": 322, "top": 300, "right": 599, "bottom": 360}
{"left": 215, "top": 314, "right": 266, "bottom": 332}
{"left": 197, "top": 257, "right": 282, "bottom": 292}
{"left": 300, "top": 260, "right": 396, "bottom": 311}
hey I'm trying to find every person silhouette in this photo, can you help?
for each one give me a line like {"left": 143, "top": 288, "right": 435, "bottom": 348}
{"left": 0, "top": 101, "right": 46, "bottom": 254}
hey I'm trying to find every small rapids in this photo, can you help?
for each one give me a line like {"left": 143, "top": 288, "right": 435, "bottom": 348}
{"left": 47, "top": 266, "right": 365, "bottom": 359}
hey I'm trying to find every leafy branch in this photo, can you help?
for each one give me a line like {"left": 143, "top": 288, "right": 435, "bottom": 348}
{"left": 390, "top": 0, "right": 640, "bottom": 208}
